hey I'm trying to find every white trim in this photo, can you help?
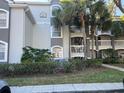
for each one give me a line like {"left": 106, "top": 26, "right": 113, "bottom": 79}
{"left": 50, "top": 4, "right": 62, "bottom": 17}
{"left": 51, "top": 45, "right": 63, "bottom": 59}
{"left": 0, "top": 40, "right": 8, "bottom": 62}
{"left": 0, "top": 9, "right": 9, "bottom": 29}
{"left": 51, "top": 26, "right": 63, "bottom": 38}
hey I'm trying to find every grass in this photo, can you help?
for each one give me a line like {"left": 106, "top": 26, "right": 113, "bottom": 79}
{"left": 1, "top": 67, "right": 124, "bottom": 86}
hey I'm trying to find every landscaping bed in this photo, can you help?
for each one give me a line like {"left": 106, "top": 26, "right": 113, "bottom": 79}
{"left": 1, "top": 67, "right": 124, "bottom": 86}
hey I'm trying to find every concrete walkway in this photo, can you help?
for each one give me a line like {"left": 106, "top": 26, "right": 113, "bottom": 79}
{"left": 10, "top": 83, "right": 124, "bottom": 93}
{"left": 102, "top": 64, "right": 124, "bottom": 72}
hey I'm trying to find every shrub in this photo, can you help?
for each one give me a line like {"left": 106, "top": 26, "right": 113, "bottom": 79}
{"left": 70, "top": 59, "right": 102, "bottom": 71}
{"left": 0, "top": 62, "right": 58, "bottom": 77}
{"left": 101, "top": 48, "right": 120, "bottom": 64}
{"left": 62, "top": 62, "right": 75, "bottom": 73}
{"left": 103, "top": 57, "right": 119, "bottom": 64}
{"left": 21, "top": 46, "right": 52, "bottom": 63}
{"left": 85, "top": 59, "right": 102, "bottom": 67}
{"left": 70, "top": 59, "right": 87, "bottom": 71}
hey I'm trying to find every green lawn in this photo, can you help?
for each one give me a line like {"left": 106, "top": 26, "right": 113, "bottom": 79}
{"left": 2, "top": 67, "right": 124, "bottom": 86}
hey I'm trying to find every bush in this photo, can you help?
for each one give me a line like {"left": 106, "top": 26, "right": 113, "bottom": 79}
{"left": 85, "top": 59, "right": 102, "bottom": 67}
{"left": 70, "top": 59, "right": 102, "bottom": 71}
{"left": 62, "top": 62, "right": 75, "bottom": 73}
{"left": 21, "top": 46, "right": 52, "bottom": 63}
{"left": 101, "top": 48, "right": 120, "bottom": 64}
{"left": 70, "top": 59, "right": 87, "bottom": 71}
{"left": 103, "top": 57, "right": 119, "bottom": 64}
{"left": 0, "top": 62, "right": 58, "bottom": 77}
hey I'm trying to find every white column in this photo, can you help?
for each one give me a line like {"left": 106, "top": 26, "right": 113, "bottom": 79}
{"left": 9, "top": 8, "right": 25, "bottom": 63}
{"left": 63, "top": 25, "right": 69, "bottom": 60}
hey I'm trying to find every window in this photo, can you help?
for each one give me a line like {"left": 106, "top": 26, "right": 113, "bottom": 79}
{"left": 0, "top": 9, "right": 9, "bottom": 28}
{"left": 51, "top": 26, "right": 62, "bottom": 38}
{"left": 71, "top": 37, "right": 84, "bottom": 45}
{"left": 0, "top": 41, "right": 8, "bottom": 62}
{"left": 52, "top": 46, "right": 63, "bottom": 59}
{"left": 51, "top": 5, "right": 62, "bottom": 17}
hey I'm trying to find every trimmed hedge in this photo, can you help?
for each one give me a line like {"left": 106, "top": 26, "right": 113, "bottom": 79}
{"left": 0, "top": 59, "right": 102, "bottom": 77}
{"left": 0, "top": 62, "right": 58, "bottom": 77}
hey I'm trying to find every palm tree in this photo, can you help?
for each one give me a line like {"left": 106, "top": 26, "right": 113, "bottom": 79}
{"left": 52, "top": 0, "right": 112, "bottom": 60}
{"left": 52, "top": 0, "right": 87, "bottom": 59}
{"left": 85, "top": 0, "right": 112, "bottom": 59}
{"left": 114, "top": 0, "right": 124, "bottom": 13}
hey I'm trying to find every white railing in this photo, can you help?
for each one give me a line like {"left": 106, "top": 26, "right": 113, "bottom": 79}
{"left": 98, "top": 40, "right": 112, "bottom": 46}
{"left": 115, "top": 40, "right": 124, "bottom": 49}
{"left": 71, "top": 45, "right": 84, "bottom": 53}
{"left": 97, "top": 30, "right": 111, "bottom": 36}
{"left": 115, "top": 40, "right": 124, "bottom": 46}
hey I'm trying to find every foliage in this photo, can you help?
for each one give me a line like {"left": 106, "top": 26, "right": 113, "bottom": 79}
{"left": 0, "top": 59, "right": 103, "bottom": 77}
{"left": 0, "top": 62, "right": 58, "bottom": 77}
{"left": 70, "top": 59, "right": 87, "bottom": 71}
{"left": 70, "top": 59, "right": 102, "bottom": 71}
{"left": 85, "top": 59, "right": 103, "bottom": 67}
{"left": 103, "top": 57, "right": 119, "bottom": 64}
{"left": 21, "top": 46, "right": 52, "bottom": 63}
{"left": 111, "top": 21, "right": 124, "bottom": 37}
{"left": 62, "top": 62, "right": 75, "bottom": 73}
{"left": 101, "top": 48, "right": 119, "bottom": 64}
{"left": 5, "top": 68, "right": 124, "bottom": 86}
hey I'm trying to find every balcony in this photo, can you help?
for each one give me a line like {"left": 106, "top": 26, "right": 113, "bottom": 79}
{"left": 90, "top": 40, "right": 112, "bottom": 50}
{"left": 115, "top": 40, "right": 124, "bottom": 50}
{"left": 70, "top": 45, "right": 84, "bottom": 57}
{"left": 90, "top": 40, "right": 124, "bottom": 50}
{"left": 98, "top": 40, "right": 112, "bottom": 50}
{"left": 97, "top": 30, "right": 111, "bottom": 36}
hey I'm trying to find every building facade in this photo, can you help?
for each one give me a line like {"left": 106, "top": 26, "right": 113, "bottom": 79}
{"left": 0, "top": 0, "right": 9, "bottom": 63}
{"left": 0, "top": 0, "right": 124, "bottom": 63}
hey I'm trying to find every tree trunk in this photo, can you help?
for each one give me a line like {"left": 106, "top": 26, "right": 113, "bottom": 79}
{"left": 81, "top": 27, "right": 87, "bottom": 59}
{"left": 86, "top": 37, "right": 90, "bottom": 59}
{"left": 91, "top": 34, "right": 94, "bottom": 59}
{"left": 114, "top": 0, "right": 124, "bottom": 13}
{"left": 69, "top": 29, "right": 71, "bottom": 59}
{"left": 111, "top": 35, "right": 115, "bottom": 50}
{"left": 95, "top": 35, "right": 99, "bottom": 58}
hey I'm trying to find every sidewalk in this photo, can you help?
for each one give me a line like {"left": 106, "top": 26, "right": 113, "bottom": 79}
{"left": 10, "top": 83, "right": 124, "bottom": 93}
{"left": 102, "top": 64, "right": 124, "bottom": 72}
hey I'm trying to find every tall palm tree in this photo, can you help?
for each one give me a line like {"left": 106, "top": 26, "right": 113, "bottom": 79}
{"left": 52, "top": 0, "right": 87, "bottom": 59}
{"left": 86, "top": 0, "right": 112, "bottom": 59}
{"left": 52, "top": 0, "right": 112, "bottom": 59}
{"left": 114, "top": 0, "right": 124, "bottom": 13}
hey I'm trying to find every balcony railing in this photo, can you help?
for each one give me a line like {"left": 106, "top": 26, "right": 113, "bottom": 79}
{"left": 98, "top": 40, "right": 112, "bottom": 46}
{"left": 115, "top": 40, "right": 124, "bottom": 49}
{"left": 70, "top": 45, "right": 84, "bottom": 57}
{"left": 71, "top": 45, "right": 84, "bottom": 53}
{"left": 89, "top": 40, "right": 124, "bottom": 50}
{"left": 97, "top": 30, "right": 111, "bottom": 36}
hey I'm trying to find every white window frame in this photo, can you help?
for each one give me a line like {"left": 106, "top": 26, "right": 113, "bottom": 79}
{"left": 51, "top": 26, "right": 63, "bottom": 38}
{"left": 0, "top": 9, "right": 9, "bottom": 29}
{"left": 0, "top": 40, "right": 8, "bottom": 62}
{"left": 51, "top": 46, "right": 63, "bottom": 59}
{"left": 50, "top": 4, "right": 63, "bottom": 38}
{"left": 51, "top": 4, "right": 62, "bottom": 17}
